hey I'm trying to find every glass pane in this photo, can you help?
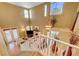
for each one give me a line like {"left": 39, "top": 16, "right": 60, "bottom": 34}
{"left": 5, "top": 30, "right": 12, "bottom": 42}
{"left": 57, "top": 2, "right": 64, "bottom": 11}
{"left": 9, "top": 42, "right": 15, "bottom": 49}
{"left": 12, "top": 29, "right": 18, "bottom": 39}
{"left": 50, "top": 3, "right": 56, "bottom": 11}
{"left": 50, "top": 2, "right": 64, "bottom": 15}
{"left": 56, "top": 2, "right": 64, "bottom": 8}
{"left": 44, "top": 4, "right": 47, "bottom": 16}
{"left": 24, "top": 9, "right": 29, "bottom": 18}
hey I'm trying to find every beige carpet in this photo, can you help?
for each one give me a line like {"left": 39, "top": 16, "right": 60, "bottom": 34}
{"left": 18, "top": 51, "right": 43, "bottom": 56}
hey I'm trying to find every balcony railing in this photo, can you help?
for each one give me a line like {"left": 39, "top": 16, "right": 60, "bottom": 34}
{"left": 1, "top": 27, "right": 79, "bottom": 56}
{"left": 25, "top": 33, "right": 79, "bottom": 56}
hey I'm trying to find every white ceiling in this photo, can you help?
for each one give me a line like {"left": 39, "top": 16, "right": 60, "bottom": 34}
{"left": 8, "top": 2, "right": 43, "bottom": 8}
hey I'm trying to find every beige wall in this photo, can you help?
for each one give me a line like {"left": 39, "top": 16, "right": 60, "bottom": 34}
{"left": 0, "top": 3, "right": 28, "bottom": 28}
{"left": 30, "top": 2, "right": 78, "bottom": 32}
{"left": 0, "top": 3, "right": 28, "bottom": 38}
{"left": 77, "top": 3, "right": 79, "bottom": 12}
{"left": 0, "top": 2, "right": 79, "bottom": 38}
{"left": 54, "top": 2, "right": 78, "bottom": 30}
{"left": 30, "top": 3, "right": 50, "bottom": 32}
{"left": 74, "top": 15, "right": 79, "bottom": 32}
{"left": 74, "top": 3, "right": 79, "bottom": 32}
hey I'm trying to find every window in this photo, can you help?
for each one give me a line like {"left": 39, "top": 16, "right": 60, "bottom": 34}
{"left": 24, "top": 9, "right": 32, "bottom": 19}
{"left": 50, "top": 2, "right": 64, "bottom": 15}
{"left": 12, "top": 29, "right": 18, "bottom": 39}
{"left": 29, "top": 9, "right": 32, "bottom": 18}
{"left": 24, "top": 9, "right": 29, "bottom": 18}
{"left": 44, "top": 4, "right": 48, "bottom": 16}
{"left": 26, "top": 26, "right": 33, "bottom": 31}
{"left": 4, "top": 30, "right": 13, "bottom": 42}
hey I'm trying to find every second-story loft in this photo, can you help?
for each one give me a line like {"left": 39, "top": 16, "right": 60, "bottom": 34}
{"left": 0, "top": 2, "right": 79, "bottom": 56}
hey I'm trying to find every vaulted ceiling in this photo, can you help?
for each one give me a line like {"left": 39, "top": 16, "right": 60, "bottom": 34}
{"left": 8, "top": 2, "right": 43, "bottom": 8}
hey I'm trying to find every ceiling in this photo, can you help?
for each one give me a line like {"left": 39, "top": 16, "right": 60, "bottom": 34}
{"left": 8, "top": 2, "right": 43, "bottom": 8}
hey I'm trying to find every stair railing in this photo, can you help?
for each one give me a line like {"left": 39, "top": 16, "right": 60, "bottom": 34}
{"left": 39, "top": 34, "right": 79, "bottom": 56}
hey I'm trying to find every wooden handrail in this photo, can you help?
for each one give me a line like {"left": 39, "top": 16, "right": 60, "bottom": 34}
{"left": 40, "top": 34, "right": 79, "bottom": 49}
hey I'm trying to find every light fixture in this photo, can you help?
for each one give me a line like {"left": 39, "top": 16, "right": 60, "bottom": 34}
{"left": 20, "top": 25, "right": 25, "bottom": 32}
{"left": 45, "top": 25, "right": 52, "bottom": 30}
{"left": 21, "top": 28, "right": 25, "bottom": 32}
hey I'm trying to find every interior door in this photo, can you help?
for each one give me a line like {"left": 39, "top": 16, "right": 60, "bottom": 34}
{"left": 0, "top": 30, "right": 8, "bottom": 55}
{"left": 3, "top": 29, "right": 20, "bottom": 55}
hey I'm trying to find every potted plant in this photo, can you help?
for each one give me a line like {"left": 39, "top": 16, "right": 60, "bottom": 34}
{"left": 51, "top": 16, "right": 57, "bottom": 27}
